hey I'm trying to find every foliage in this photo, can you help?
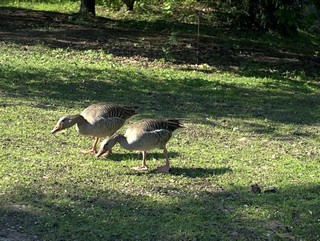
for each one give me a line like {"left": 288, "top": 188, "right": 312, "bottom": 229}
{"left": 2, "top": 0, "right": 319, "bottom": 34}
{"left": 94, "top": 0, "right": 320, "bottom": 34}
{"left": 96, "top": 0, "right": 122, "bottom": 9}
{"left": 205, "top": 0, "right": 317, "bottom": 34}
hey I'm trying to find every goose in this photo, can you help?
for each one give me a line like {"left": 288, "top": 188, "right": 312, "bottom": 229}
{"left": 96, "top": 119, "right": 183, "bottom": 173}
{"left": 51, "top": 103, "right": 138, "bottom": 155}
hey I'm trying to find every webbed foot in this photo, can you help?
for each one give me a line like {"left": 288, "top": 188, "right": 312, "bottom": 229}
{"left": 131, "top": 165, "right": 148, "bottom": 171}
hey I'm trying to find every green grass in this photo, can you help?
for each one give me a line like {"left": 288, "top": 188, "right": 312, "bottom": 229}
{"left": 1, "top": 4, "right": 320, "bottom": 241}
{"left": 1, "top": 1, "right": 79, "bottom": 13}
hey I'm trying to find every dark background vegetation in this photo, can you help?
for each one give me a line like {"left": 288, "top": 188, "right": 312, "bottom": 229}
{"left": 76, "top": 0, "right": 320, "bottom": 35}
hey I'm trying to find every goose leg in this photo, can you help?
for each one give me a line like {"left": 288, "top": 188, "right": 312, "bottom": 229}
{"left": 81, "top": 137, "right": 99, "bottom": 154}
{"left": 131, "top": 151, "right": 148, "bottom": 171}
{"left": 156, "top": 148, "right": 170, "bottom": 173}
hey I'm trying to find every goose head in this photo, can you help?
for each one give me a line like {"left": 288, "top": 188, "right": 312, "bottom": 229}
{"left": 96, "top": 135, "right": 122, "bottom": 157}
{"left": 51, "top": 115, "right": 80, "bottom": 134}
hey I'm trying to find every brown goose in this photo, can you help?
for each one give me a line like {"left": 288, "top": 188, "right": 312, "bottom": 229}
{"left": 51, "top": 103, "right": 138, "bottom": 155}
{"left": 96, "top": 119, "right": 183, "bottom": 173}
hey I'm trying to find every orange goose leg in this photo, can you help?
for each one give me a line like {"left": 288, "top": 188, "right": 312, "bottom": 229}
{"left": 80, "top": 137, "right": 99, "bottom": 154}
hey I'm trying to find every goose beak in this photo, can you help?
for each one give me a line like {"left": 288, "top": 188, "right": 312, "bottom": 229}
{"left": 96, "top": 149, "right": 105, "bottom": 157}
{"left": 51, "top": 125, "right": 61, "bottom": 134}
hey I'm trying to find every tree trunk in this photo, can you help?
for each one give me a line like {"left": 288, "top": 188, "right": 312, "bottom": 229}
{"left": 122, "top": 0, "right": 135, "bottom": 11}
{"left": 80, "top": 0, "right": 96, "bottom": 15}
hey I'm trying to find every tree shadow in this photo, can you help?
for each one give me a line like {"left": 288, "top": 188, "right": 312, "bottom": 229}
{"left": 1, "top": 62, "right": 319, "bottom": 128}
{"left": 0, "top": 6, "right": 319, "bottom": 79}
{"left": 0, "top": 205, "right": 40, "bottom": 241}
{"left": 0, "top": 7, "right": 319, "bottom": 135}
{"left": 2, "top": 183, "right": 319, "bottom": 240}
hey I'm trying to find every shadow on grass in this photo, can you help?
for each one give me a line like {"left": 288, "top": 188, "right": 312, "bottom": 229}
{"left": 169, "top": 167, "right": 232, "bottom": 178}
{"left": 1, "top": 63, "right": 319, "bottom": 126}
{"left": 0, "top": 204, "right": 39, "bottom": 241}
{"left": 1, "top": 183, "right": 319, "bottom": 240}
{"left": 0, "top": 7, "right": 319, "bottom": 79}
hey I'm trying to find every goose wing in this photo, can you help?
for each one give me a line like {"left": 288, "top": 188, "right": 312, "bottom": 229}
{"left": 125, "top": 119, "right": 182, "bottom": 150}
{"left": 79, "top": 103, "right": 138, "bottom": 137}
{"left": 81, "top": 103, "right": 138, "bottom": 123}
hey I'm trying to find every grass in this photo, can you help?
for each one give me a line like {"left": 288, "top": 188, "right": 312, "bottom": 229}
{"left": 1, "top": 1, "right": 79, "bottom": 13}
{"left": 0, "top": 3, "right": 320, "bottom": 241}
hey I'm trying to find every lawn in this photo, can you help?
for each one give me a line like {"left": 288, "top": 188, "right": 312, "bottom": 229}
{"left": 0, "top": 3, "right": 320, "bottom": 241}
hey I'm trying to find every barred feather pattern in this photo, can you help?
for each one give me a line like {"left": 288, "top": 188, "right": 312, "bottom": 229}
{"left": 81, "top": 103, "right": 138, "bottom": 122}
{"left": 101, "top": 119, "right": 183, "bottom": 151}
{"left": 129, "top": 119, "right": 183, "bottom": 133}
{"left": 76, "top": 103, "right": 138, "bottom": 137}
